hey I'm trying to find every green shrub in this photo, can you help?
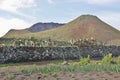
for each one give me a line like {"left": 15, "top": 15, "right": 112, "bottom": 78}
{"left": 41, "top": 73, "right": 48, "bottom": 78}
{"left": 50, "top": 72, "right": 58, "bottom": 77}
{"left": 21, "top": 67, "right": 38, "bottom": 74}
{"left": 116, "top": 56, "right": 120, "bottom": 64}
{"left": 102, "top": 53, "right": 113, "bottom": 64}
{"left": 79, "top": 55, "right": 90, "bottom": 65}
{"left": 21, "top": 64, "right": 120, "bottom": 74}
{"left": 6, "top": 73, "right": 15, "bottom": 80}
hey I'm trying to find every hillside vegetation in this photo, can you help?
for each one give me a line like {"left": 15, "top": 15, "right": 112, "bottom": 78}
{"left": 3, "top": 15, "right": 120, "bottom": 44}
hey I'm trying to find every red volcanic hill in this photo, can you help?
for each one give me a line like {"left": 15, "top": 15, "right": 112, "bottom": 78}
{"left": 3, "top": 15, "right": 120, "bottom": 44}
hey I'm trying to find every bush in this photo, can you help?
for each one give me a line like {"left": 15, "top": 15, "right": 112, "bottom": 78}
{"left": 21, "top": 63, "right": 120, "bottom": 74}
{"left": 50, "top": 72, "right": 58, "bottom": 77}
{"left": 79, "top": 55, "right": 90, "bottom": 65}
{"left": 41, "top": 73, "right": 48, "bottom": 78}
{"left": 21, "top": 67, "right": 38, "bottom": 74}
{"left": 116, "top": 56, "right": 120, "bottom": 64}
{"left": 6, "top": 73, "right": 15, "bottom": 80}
{"left": 102, "top": 53, "right": 112, "bottom": 64}
{"left": 72, "top": 62, "right": 80, "bottom": 66}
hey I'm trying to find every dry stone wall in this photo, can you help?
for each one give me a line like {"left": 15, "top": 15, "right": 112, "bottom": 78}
{"left": 0, "top": 46, "right": 120, "bottom": 63}
{"left": 0, "top": 46, "right": 80, "bottom": 63}
{"left": 79, "top": 46, "right": 120, "bottom": 58}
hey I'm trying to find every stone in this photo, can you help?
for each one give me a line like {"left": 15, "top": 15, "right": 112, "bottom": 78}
{"left": 62, "top": 61, "right": 69, "bottom": 65}
{"left": 0, "top": 46, "right": 120, "bottom": 63}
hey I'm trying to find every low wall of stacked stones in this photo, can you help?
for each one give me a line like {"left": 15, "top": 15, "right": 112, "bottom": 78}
{"left": 79, "top": 46, "right": 120, "bottom": 59}
{"left": 0, "top": 46, "right": 120, "bottom": 63}
{"left": 0, "top": 46, "right": 80, "bottom": 63}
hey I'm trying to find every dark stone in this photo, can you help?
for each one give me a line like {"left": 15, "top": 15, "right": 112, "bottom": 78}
{"left": 0, "top": 46, "right": 80, "bottom": 63}
{"left": 28, "top": 22, "right": 64, "bottom": 32}
{"left": 79, "top": 46, "right": 120, "bottom": 58}
{"left": 0, "top": 46, "right": 120, "bottom": 63}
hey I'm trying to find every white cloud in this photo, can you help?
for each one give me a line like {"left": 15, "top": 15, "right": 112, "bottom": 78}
{"left": 67, "top": 0, "right": 120, "bottom": 4}
{"left": 87, "top": 0, "right": 119, "bottom": 4}
{"left": 47, "top": 0, "right": 54, "bottom": 4}
{"left": 0, "top": 17, "right": 32, "bottom": 37}
{"left": 0, "top": 0, "right": 36, "bottom": 16}
{"left": 95, "top": 11, "right": 120, "bottom": 30}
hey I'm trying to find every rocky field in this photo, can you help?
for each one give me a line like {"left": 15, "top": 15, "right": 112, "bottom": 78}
{"left": 0, "top": 57, "right": 120, "bottom": 80}
{"left": 0, "top": 68, "right": 120, "bottom": 80}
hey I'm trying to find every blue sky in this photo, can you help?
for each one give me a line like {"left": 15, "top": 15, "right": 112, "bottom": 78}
{"left": 0, "top": 0, "right": 120, "bottom": 37}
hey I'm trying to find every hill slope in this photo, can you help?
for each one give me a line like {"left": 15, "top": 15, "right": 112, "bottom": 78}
{"left": 28, "top": 22, "right": 64, "bottom": 32}
{"left": 3, "top": 15, "right": 120, "bottom": 43}
{"left": 3, "top": 22, "right": 64, "bottom": 38}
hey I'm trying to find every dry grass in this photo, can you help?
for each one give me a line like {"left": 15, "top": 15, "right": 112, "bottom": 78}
{"left": 3, "top": 15, "right": 120, "bottom": 44}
